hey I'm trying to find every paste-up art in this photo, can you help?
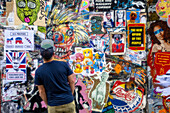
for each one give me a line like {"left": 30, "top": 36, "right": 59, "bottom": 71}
{"left": 5, "top": 30, "right": 34, "bottom": 50}
{"left": 103, "top": 12, "right": 115, "bottom": 29}
{"left": 110, "top": 32, "right": 126, "bottom": 55}
{"left": 89, "top": 13, "right": 105, "bottom": 34}
{"left": 127, "top": 9, "right": 140, "bottom": 24}
{"left": 6, "top": 52, "right": 26, "bottom": 82}
{"left": 88, "top": 63, "right": 112, "bottom": 112}
{"left": 128, "top": 23, "right": 145, "bottom": 51}
{"left": 74, "top": 78, "right": 92, "bottom": 113}
{"left": 115, "top": 10, "right": 126, "bottom": 27}
{"left": 109, "top": 80, "right": 145, "bottom": 112}
{"left": 156, "top": 0, "right": 170, "bottom": 18}
{"left": 90, "top": 34, "right": 110, "bottom": 54}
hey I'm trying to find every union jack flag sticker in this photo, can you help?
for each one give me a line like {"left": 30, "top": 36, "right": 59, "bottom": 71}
{"left": 6, "top": 52, "right": 26, "bottom": 81}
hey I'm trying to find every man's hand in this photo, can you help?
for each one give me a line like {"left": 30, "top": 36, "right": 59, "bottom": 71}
{"left": 37, "top": 85, "right": 48, "bottom": 105}
{"left": 68, "top": 74, "right": 75, "bottom": 95}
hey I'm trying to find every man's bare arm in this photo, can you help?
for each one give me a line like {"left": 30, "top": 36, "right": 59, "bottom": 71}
{"left": 68, "top": 74, "right": 75, "bottom": 95}
{"left": 38, "top": 85, "right": 48, "bottom": 105}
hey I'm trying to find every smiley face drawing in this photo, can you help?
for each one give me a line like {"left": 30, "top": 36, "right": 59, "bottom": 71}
{"left": 16, "top": 0, "right": 40, "bottom": 25}
{"left": 156, "top": 0, "right": 170, "bottom": 18}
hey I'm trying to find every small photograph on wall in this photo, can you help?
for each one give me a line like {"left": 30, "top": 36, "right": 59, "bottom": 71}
{"left": 115, "top": 10, "right": 126, "bottom": 27}
{"left": 103, "top": 12, "right": 114, "bottom": 29}
{"left": 110, "top": 32, "right": 126, "bottom": 55}
{"left": 127, "top": 9, "right": 140, "bottom": 24}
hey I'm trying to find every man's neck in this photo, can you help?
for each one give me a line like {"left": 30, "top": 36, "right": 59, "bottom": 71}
{"left": 44, "top": 57, "right": 54, "bottom": 63}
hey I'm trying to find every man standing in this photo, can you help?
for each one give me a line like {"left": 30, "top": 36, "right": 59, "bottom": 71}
{"left": 34, "top": 39, "right": 75, "bottom": 113}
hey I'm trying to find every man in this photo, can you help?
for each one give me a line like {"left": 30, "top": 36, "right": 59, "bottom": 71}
{"left": 34, "top": 39, "right": 75, "bottom": 113}
{"left": 103, "top": 12, "right": 114, "bottom": 28}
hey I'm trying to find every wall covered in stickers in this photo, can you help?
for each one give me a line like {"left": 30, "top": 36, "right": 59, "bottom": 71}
{"left": 0, "top": 0, "right": 169, "bottom": 112}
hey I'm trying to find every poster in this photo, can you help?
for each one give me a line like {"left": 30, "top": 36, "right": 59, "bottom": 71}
{"left": 115, "top": 10, "right": 126, "bottom": 27}
{"left": 110, "top": 32, "right": 126, "bottom": 55}
{"left": 6, "top": 0, "right": 46, "bottom": 26}
{"left": 6, "top": 52, "right": 26, "bottom": 81}
{"left": 127, "top": 24, "right": 145, "bottom": 51}
{"left": 5, "top": 30, "right": 34, "bottom": 50}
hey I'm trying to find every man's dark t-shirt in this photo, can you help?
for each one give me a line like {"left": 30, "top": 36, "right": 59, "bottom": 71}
{"left": 34, "top": 61, "right": 74, "bottom": 106}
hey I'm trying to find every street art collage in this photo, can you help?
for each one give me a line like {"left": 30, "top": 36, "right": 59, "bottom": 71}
{"left": 0, "top": 0, "right": 169, "bottom": 113}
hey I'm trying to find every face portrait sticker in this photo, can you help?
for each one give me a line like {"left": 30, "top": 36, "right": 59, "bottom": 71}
{"left": 16, "top": 0, "right": 40, "bottom": 25}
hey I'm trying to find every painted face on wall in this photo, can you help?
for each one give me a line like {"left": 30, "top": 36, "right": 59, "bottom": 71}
{"left": 16, "top": 0, "right": 40, "bottom": 25}
{"left": 153, "top": 25, "right": 164, "bottom": 40}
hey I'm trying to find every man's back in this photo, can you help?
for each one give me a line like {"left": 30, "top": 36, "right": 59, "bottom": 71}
{"left": 35, "top": 60, "right": 74, "bottom": 106}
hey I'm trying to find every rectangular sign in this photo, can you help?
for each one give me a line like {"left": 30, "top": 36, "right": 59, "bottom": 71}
{"left": 6, "top": 52, "right": 26, "bottom": 81}
{"left": 154, "top": 52, "right": 170, "bottom": 75}
{"left": 127, "top": 24, "right": 145, "bottom": 50}
{"left": 110, "top": 32, "right": 126, "bottom": 55}
{"left": 5, "top": 30, "right": 34, "bottom": 50}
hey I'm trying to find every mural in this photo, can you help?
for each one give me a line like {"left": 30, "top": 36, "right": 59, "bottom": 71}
{"left": 2, "top": 0, "right": 166, "bottom": 113}
{"left": 147, "top": 0, "right": 170, "bottom": 112}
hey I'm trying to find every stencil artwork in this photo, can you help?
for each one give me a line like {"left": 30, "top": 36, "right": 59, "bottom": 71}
{"left": 88, "top": 63, "right": 112, "bottom": 112}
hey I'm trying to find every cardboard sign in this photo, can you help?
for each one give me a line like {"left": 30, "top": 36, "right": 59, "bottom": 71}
{"left": 6, "top": 52, "right": 26, "bottom": 81}
{"left": 5, "top": 30, "right": 34, "bottom": 50}
{"left": 127, "top": 24, "right": 145, "bottom": 51}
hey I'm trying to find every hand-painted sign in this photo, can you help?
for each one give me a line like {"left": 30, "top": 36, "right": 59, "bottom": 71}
{"left": 128, "top": 24, "right": 145, "bottom": 51}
